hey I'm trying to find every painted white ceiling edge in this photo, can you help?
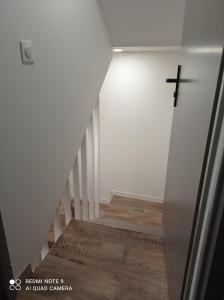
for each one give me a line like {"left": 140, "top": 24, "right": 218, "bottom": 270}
{"left": 98, "top": 0, "right": 186, "bottom": 47}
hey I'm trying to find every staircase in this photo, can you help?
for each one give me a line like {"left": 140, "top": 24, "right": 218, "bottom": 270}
{"left": 17, "top": 217, "right": 168, "bottom": 300}
{"left": 37, "top": 102, "right": 101, "bottom": 267}
{"left": 0, "top": 0, "right": 112, "bottom": 280}
{"left": 16, "top": 102, "right": 102, "bottom": 296}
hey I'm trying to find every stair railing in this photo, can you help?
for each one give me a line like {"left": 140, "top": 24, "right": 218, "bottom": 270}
{"left": 39, "top": 100, "right": 100, "bottom": 263}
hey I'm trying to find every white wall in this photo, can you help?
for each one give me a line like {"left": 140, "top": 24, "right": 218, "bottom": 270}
{"left": 100, "top": 51, "right": 179, "bottom": 202}
{"left": 0, "top": 0, "right": 111, "bottom": 276}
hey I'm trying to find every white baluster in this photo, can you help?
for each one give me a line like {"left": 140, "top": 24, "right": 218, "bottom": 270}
{"left": 64, "top": 182, "right": 72, "bottom": 226}
{"left": 93, "top": 102, "right": 100, "bottom": 218}
{"left": 81, "top": 134, "right": 88, "bottom": 220}
{"left": 86, "top": 116, "right": 95, "bottom": 220}
{"left": 53, "top": 205, "right": 62, "bottom": 241}
{"left": 78, "top": 149, "right": 83, "bottom": 203}
{"left": 72, "top": 157, "right": 81, "bottom": 220}
{"left": 41, "top": 238, "right": 49, "bottom": 261}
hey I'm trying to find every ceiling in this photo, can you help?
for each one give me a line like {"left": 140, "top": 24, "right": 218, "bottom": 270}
{"left": 98, "top": 0, "right": 186, "bottom": 47}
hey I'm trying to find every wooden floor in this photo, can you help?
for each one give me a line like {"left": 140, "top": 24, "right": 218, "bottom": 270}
{"left": 96, "top": 196, "right": 164, "bottom": 236}
{"left": 18, "top": 221, "right": 168, "bottom": 300}
{"left": 17, "top": 197, "right": 169, "bottom": 300}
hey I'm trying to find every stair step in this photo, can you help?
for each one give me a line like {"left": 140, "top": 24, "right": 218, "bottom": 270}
{"left": 48, "top": 222, "right": 55, "bottom": 243}
{"left": 47, "top": 212, "right": 66, "bottom": 247}
{"left": 92, "top": 217, "right": 164, "bottom": 237}
{"left": 48, "top": 240, "right": 54, "bottom": 249}
{"left": 59, "top": 197, "right": 65, "bottom": 214}
{"left": 60, "top": 213, "right": 66, "bottom": 230}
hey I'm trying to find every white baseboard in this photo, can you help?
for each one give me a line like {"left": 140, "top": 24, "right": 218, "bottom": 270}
{"left": 111, "top": 190, "right": 164, "bottom": 203}
{"left": 100, "top": 198, "right": 112, "bottom": 204}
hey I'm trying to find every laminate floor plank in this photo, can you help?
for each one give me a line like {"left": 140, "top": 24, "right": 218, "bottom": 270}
{"left": 18, "top": 197, "right": 169, "bottom": 300}
{"left": 26, "top": 220, "right": 169, "bottom": 300}
{"left": 99, "top": 196, "right": 164, "bottom": 235}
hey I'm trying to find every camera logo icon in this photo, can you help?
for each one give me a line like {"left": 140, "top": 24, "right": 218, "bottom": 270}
{"left": 9, "top": 279, "right": 22, "bottom": 291}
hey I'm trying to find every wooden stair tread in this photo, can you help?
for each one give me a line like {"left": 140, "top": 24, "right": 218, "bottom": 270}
{"left": 92, "top": 217, "right": 164, "bottom": 236}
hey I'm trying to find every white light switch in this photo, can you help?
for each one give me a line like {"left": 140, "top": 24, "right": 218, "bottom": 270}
{"left": 20, "top": 40, "right": 34, "bottom": 65}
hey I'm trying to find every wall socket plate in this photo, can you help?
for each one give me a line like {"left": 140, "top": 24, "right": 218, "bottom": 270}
{"left": 19, "top": 40, "right": 34, "bottom": 65}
